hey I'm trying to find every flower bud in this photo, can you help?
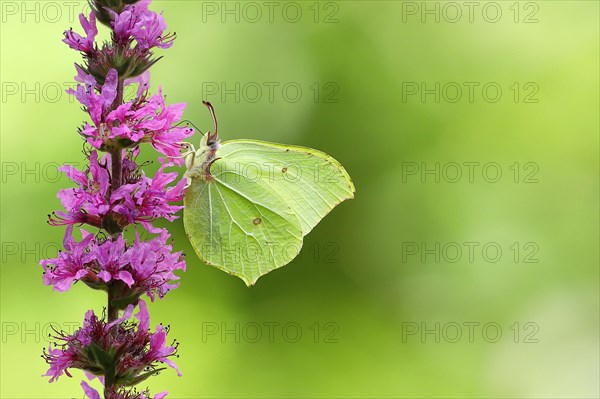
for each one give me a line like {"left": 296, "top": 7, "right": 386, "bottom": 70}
{"left": 89, "top": 0, "right": 125, "bottom": 26}
{"left": 83, "top": 43, "right": 160, "bottom": 85}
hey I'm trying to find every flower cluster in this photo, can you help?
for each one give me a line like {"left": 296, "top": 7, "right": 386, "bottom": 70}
{"left": 43, "top": 301, "right": 178, "bottom": 396}
{"left": 66, "top": 0, "right": 176, "bottom": 85}
{"left": 43, "top": 0, "right": 187, "bottom": 397}
{"left": 48, "top": 150, "right": 186, "bottom": 233}
{"left": 108, "top": 0, "right": 175, "bottom": 50}
{"left": 70, "top": 67, "right": 193, "bottom": 160}
{"left": 41, "top": 226, "right": 185, "bottom": 300}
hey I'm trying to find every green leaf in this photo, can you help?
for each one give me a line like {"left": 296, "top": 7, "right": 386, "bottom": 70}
{"left": 87, "top": 342, "right": 116, "bottom": 386}
{"left": 119, "top": 368, "right": 166, "bottom": 387}
{"left": 110, "top": 291, "right": 142, "bottom": 310}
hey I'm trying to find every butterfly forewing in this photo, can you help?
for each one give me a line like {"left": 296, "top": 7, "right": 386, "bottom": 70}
{"left": 215, "top": 140, "right": 355, "bottom": 235}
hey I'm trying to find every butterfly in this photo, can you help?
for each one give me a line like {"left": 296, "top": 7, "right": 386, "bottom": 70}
{"left": 183, "top": 101, "right": 355, "bottom": 286}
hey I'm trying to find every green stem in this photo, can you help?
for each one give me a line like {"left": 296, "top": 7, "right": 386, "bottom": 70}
{"left": 107, "top": 285, "right": 119, "bottom": 322}
{"left": 105, "top": 287, "right": 118, "bottom": 398}
{"left": 110, "top": 146, "right": 123, "bottom": 194}
{"left": 105, "top": 79, "right": 124, "bottom": 399}
{"left": 109, "top": 79, "right": 125, "bottom": 194}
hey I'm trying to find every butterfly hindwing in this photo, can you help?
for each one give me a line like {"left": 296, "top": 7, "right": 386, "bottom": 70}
{"left": 184, "top": 154, "right": 303, "bottom": 286}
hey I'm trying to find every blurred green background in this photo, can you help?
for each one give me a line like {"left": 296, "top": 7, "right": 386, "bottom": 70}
{"left": 1, "top": 0, "right": 599, "bottom": 397}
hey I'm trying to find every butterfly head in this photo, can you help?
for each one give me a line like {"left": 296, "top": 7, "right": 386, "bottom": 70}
{"left": 183, "top": 101, "right": 221, "bottom": 181}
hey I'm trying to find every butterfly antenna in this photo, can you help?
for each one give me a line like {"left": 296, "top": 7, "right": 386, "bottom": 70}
{"left": 202, "top": 100, "right": 218, "bottom": 144}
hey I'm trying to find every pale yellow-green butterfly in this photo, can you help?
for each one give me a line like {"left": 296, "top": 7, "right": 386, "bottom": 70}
{"left": 183, "top": 102, "right": 355, "bottom": 286}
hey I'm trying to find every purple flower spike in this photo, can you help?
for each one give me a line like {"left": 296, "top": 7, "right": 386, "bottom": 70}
{"left": 47, "top": 0, "right": 186, "bottom": 395}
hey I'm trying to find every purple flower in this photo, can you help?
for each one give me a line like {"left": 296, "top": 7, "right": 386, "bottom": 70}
{"left": 75, "top": 64, "right": 99, "bottom": 88}
{"left": 111, "top": 161, "right": 187, "bottom": 231}
{"left": 49, "top": 150, "right": 110, "bottom": 228}
{"left": 68, "top": 68, "right": 118, "bottom": 127}
{"left": 49, "top": 151, "right": 185, "bottom": 231}
{"left": 123, "top": 230, "right": 186, "bottom": 300}
{"left": 140, "top": 89, "right": 192, "bottom": 163}
{"left": 42, "top": 309, "right": 100, "bottom": 382}
{"left": 109, "top": 1, "right": 175, "bottom": 51}
{"left": 63, "top": 12, "right": 98, "bottom": 53}
{"left": 79, "top": 86, "right": 194, "bottom": 163}
{"left": 81, "top": 381, "right": 101, "bottom": 399}
{"left": 134, "top": 301, "right": 181, "bottom": 375}
{"left": 43, "top": 301, "right": 180, "bottom": 385}
{"left": 125, "top": 70, "right": 151, "bottom": 99}
{"left": 134, "top": 8, "right": 174, "bottom": 50}
{"left": 41, "top": 226, "right": 96, "bottom": 291}
{"left": 96, "top": 235, "right": 134, "bottom": 287}
{"left": 41, "top": 228, "right": 185, "bottom": 299}
{"left": 43, "top": 346, "right": 75, "bottom": 383}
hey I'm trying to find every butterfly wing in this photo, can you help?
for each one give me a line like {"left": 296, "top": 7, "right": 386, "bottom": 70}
{"left": 184, "top": 139, "right": 354, "bottom": 285}
{"left": 216, "top": 139, "right": 355, "bottom": 235}
{"left": 184, "top": 168, "right": 303, "bottom": 286}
